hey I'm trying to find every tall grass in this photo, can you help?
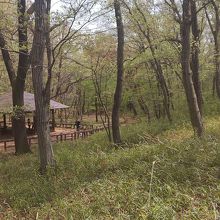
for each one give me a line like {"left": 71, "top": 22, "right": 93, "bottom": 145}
{"left": 0, "top": 118, "right": 220, "bottom": 219}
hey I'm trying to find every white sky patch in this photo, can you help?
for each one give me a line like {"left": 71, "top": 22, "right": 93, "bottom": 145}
{"left": 50, "top": 0, "right": 116, "bottom": 34}
{"left": 51, "top": 0, "right": 64, "bottom": 12}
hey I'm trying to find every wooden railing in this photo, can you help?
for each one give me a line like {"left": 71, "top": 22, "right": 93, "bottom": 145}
{"left": 0, "top": 127, "right": 105, "bottom": 152}
{"left": 0, "top": 121, "right": 94, "bottom": 130}
{"left": 55, "top": 123, "right": 94, "bottom": 130}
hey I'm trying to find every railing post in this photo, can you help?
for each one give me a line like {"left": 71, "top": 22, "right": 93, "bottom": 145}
{"left": 4, "top": 141, "right": 6, "bottom": 151}
{"left": 28, "top": 138, "right": 31, "bottom": 146}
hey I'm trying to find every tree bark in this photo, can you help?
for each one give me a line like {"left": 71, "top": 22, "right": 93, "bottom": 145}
{"left": 138, "top": 97, "right": 151, "bottom": 122}
{"left": 211, "top": 1, "right": 220, "bottom": 99}
{"left": 31, "top": 0, "right": 55, "bottom": 173}
{"left": 92, "top": 71, "right": 112, "bottom": 142}
{"left": 148, "top": 45, "right": 172, "bottom": 122}
{"left": 112, "top": 0, "right": 124, "bottom": 144}
{"left": 95, "top": 96, "right": 98, "bottom": 122}
{"left": 205, "top": 1, "right": 220, "bottom": 98}
{"left": 124, "top": 1, "right": 172, "bottom": 122}
{"left": 190, "top": 0, "right": 203, "bottom": 114}
{"left": 127, "top": 101, "right": 137, "bottom": 116}
{"left": 12, "top": 87, "right": 30, "bottom": 154}
{"left": 0, "top": 0, "right": 30, "bottom": 154}
{"left": 181, "top": 0, "right": 203, "bottom": 137}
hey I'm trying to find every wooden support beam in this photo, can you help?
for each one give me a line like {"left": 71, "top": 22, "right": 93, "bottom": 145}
{"left": 3, "top": 114, "right": 7, "bottom": 129}
{"left": 51, "top": 109, "right": 56, "bottom": 131}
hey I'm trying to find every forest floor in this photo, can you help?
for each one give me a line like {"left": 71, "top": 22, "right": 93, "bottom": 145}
{"left": 0, "top": 116, "right": 220, "bottom": 219}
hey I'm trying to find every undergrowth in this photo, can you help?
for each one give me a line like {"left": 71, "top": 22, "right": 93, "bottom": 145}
{"left": 0, "top": 118, "right": 220, "bottom": 219}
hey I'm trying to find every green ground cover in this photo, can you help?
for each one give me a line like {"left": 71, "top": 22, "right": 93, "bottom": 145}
{"left": 1, "top": 118, "right": 220, "bottom": 219}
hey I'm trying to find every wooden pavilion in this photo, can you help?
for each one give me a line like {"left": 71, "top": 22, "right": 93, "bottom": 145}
{"left": 0, "top": 91, "right": 69, "bottom": 133}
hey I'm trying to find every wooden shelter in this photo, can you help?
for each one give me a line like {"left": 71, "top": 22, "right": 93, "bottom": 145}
{"left": 0, "top": 91, "right": 69, "bottom": 132}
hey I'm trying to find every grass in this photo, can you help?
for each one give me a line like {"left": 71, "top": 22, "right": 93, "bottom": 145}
{"left": 0, "top": 118, "right": 220, "bottom": 219}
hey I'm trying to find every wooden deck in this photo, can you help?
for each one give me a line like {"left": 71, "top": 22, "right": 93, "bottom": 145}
{"left": 0, "top": 126, "right": 105, "bottom": 153}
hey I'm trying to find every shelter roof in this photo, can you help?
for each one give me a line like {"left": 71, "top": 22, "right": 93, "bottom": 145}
{"left": 0, "top": 91, "right": 69, "bottom": 113}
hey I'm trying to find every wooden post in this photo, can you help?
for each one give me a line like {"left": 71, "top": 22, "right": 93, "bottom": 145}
{"left": 51, "top": 109, "right": 55, "bottom": 132}
{"left": 3, "top": 114, "right": 7, "bottom": 129}
{"left": 4, "top": 141, "right": 6, "bottom": 151}
{"left": 28, "top": 138, "right": 31, "bottom": 146}
{"left": 33, "top": 115, "right": 36, "bottom": 133}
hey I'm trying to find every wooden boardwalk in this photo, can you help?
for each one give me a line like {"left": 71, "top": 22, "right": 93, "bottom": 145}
{"left": 0, "top": 127, "right": 105, "bottom": 153}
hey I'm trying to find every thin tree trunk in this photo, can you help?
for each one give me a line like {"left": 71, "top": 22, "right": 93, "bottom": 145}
{"left": 213, "top": 3, "right": 220, "bottom": 99}
{"left": 92, "top": 72, "right": 112, "bottom": 142}
{"left": 190, "top": 0, "right": 203, "bottom": 114}
{"left": 205, "top": 1, "right": 220, "bottom": 98}
{"left": 138, "top": 97, "right": 151, "bottom": 122}
{"left": 95, "top": 96, "right": 98, "bottom": 122}
{"left": 149, "top": 47, "right": 172, "bottom": 122}
{"left": 181, "top": 0, "right": 203, "bottom": 137}
{"left": 127, "top": 101, "right": 137, "bottom": 116}
{"left": 213, "top": 76, "right": 216, "bottom": 96}
{"left": 112, "top": 0, "right": 124, "bottom": 144}
{"left": 124, "top": 1, "right": 172, "bottom": 122}
{"left": 82, "top": 90, "right": 86, "bottom": 114}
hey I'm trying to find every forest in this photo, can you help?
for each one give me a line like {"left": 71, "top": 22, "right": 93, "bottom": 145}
{"left": 0, "top": 0, "right": 220, "bottom": 219}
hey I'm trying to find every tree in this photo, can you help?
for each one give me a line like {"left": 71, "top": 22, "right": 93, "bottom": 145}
{"left": 112, "top": 0, "right": 125, "bottom": 144}
{"left": 0, "top": 0, "right": 31, "bottom": 154}
{"left": 31, "top": 0, "right": 55, "bottom": 173}
{"left": 205, "top": 1, "right": 220, "bottom": 98}
{"left": 75, "top": 34, "right": 115, "bottom": 141}
{"left": 123, "top": 0, "right": 173, "bottom": 122}
{"left": 191, "top": 0, "right": 203, "bottom": 114}
{"left": 181, "top": 0, "right": 203, "bottom": 136}
{"left": 164, "top": 0, "right": 204, "bottom": 136}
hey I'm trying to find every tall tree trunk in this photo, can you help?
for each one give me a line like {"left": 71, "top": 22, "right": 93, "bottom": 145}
{"left": 112, "top": 0, "right": 124, "bottom": 144}
{"left": 138, "top": 97, "right": 151, "bottom": 122}
{"left": 12, "top": 87, "right": 30, "bottom": 154}
{"left": 82, "top": 90, "right": 86, "bottom": 115}
{"left": 31, "top": 0, "right": 54, "bottom": 173}
{"left": 127, "top": 101, "right": 137, "bottom": 116}
{"left": 205, "top": 1, "right": 220, "bottom": 98}
{"left": 13, "top": 0, "right": 30, "bottom": 154}
{"left": 149, "top": 50, "right": 172, "bottom": 122}
{"left": 213, "top": 2, "right": 220, "bottom": 98}
{"left": 92, "top": 71, "right": 112, "bottom": 142}
{"left": 124, "top": 1, "right": 172, "bottom": 122}
{"left": 190, "top": 0, "right": 203, "bottom": 114}
{"left": 181, "top": 0, "right": 203, "bottom": 137}
{"left": 215, "top": 34, "right": 220, "bottom": 98}
{"left": 0, "top": 0, "right": 30, "bottom": 154}
{"left": 95, "top": 96, "right": 98, "bottom": 122}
